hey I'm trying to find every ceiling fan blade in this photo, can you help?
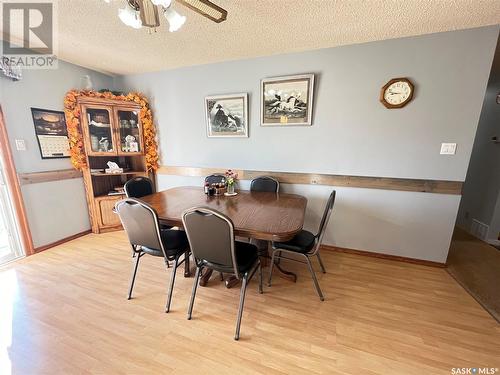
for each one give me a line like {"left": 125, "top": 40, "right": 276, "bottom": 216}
{"left": 176, "top": 0, "right": 227, "bottom": 23}
{"left": 136, "top": 0, "right": 161, "bottom": 27}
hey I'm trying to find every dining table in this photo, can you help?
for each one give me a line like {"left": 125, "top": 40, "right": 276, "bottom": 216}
{"left": 140, "top": 186, "right": 307, "bottom": 286}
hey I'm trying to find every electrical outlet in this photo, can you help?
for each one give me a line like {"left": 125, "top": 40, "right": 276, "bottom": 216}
{"left": 440, "top": 143, "right": 457, "bottom": 155}
{"left": 15, "top": 139, "right": 26, "bottom": 151}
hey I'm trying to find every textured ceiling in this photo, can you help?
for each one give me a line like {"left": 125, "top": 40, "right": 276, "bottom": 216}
{"left": 5, "top": 0, "right": 500, "bottom": 75}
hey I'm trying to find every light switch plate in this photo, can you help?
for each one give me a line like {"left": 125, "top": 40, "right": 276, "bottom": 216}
{"left": 15, "top": 139, "right": 26, "bottom": 151}
{"left": 440, "top": 143, "right": 457, "bottom": 155}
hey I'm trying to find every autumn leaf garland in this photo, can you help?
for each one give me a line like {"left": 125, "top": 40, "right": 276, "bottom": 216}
{"left": 63, "top": 90, "right": 159, "bottom": 171}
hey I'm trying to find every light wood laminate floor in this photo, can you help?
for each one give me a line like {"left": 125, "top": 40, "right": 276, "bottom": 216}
{"left": 0, "top": 231, "right": 499, "bottom": 374}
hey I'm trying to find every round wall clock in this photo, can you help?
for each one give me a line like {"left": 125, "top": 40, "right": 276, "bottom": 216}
{"left": 380, "top": 78, "right": 414, "bottom": 109}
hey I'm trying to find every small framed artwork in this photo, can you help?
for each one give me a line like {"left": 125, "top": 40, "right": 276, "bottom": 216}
{"left": 261, "top": 74, "right": 315, "bottom": 126}
{"left": 30, "top": 108, "right": 70, "bottom": 159}
{"left": 205, "top": 93, "right": 248, "bottom": 138}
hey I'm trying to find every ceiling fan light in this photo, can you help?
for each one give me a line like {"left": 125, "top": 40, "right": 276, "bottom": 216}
{"left": 164, "top": 7, "right": 186, "bottom": 32}
{"left": 118, "top": 4, "right": 143, "bottom": 29}
{"left": 151, "top": 0, "right": 172, "bottom": 7}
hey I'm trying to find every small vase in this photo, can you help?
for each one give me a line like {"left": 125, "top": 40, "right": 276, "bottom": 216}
{"left": 227, "top": 184, "right": 235, "bottom": 194}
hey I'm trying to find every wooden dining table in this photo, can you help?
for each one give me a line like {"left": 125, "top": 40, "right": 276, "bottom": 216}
{"left": 140, "top": 186, "right": 307, "bottom": 284}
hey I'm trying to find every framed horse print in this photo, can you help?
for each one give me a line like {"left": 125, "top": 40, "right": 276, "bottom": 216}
{"left": 205, "top": 93, "right": 248, "bottom": 138}
{"left": 261, "top": 74, "right": 315, "bottom": 126}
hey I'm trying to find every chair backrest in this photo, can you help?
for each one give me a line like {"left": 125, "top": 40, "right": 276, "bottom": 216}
{"left": 205, "top": 174, "right": 226, "bottom": 185}
{"left": 250, "top": 176, "right": 279, "bottom": 193}
{"left": 124, "top": 176, "right": 154, "bottom": 198}
{"left": 115, "top": 198, "right": 166, "bottom": 257}
{"left": 182, "top": 207, "right": 239, "bottom": 276}
{"left": 313, "top": 190, "right": 336, "bottom": 254}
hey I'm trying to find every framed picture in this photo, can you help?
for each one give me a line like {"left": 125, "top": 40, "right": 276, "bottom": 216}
{"left": 30, "top": 108, "right": 70, "bottom": 159}
{"left": 205, "top": 93, "right": 248, "bottom": 138}
{"left": 261, "top": 74, "right": 315, "bottom": 126}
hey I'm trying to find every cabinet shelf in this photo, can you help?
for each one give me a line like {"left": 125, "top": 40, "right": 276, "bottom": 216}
{"left": 90, "top": 170, "right": 146, "bottom": 177}
{"left": 95, "top": 193, "right": 126, "bottom": 199}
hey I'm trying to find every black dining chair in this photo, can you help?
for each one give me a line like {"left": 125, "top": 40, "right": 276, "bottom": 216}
{"left": 182, "top": 207, "right": 263, "bottom": 340}
{"left": 115, "top": 198, "right": 190, "bottom": 313}
{"left": 124, "top": 176, "right": 172, "bottom": 230}
{"left": 249, "top": 176, "right": 280, "bottom": 255}
{"left": 205, "top": 174, "right": 226, "bottom": 185}
{"left": 250, "top": 176, "right": 279, "bottom": 193}
{"left": 124, "top": 176, "right": 155, "bottom": 198}
{"left": 268, "top": 190, "right": 336, "bottom": 301}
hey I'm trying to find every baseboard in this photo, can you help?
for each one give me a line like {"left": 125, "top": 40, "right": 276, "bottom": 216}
{"left": 34, "top": 230, "right": 92, "bottom": 254}
{"left": 321, "top": 244, "right": 446, "bottom": 268}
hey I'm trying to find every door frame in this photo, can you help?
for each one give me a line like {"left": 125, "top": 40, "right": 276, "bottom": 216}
{"left": 0, "top": 105, "right": 34, "bottom": 256}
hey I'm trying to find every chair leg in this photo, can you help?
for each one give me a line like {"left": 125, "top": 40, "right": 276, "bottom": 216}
{"left": 317, "top": 253, "right": 326, "bottom": 273}
{"left": 258, "top": 261, "right": 263, "bottom": 294}
{"left": 305, "top": 255, "right": 324, "bottom": 301}
{"left": 187, "top": 266, "right": 202, "bottom": 320}
{"left": 268, "top": 249, "right": 277, "bottom": 287}
{"left": 127, "top": 252, "right": 141, "bottom": 300}
{"left": 235, "top": 274, "right": 248, "bottom": 340}
{"left": 165, "top": 256, "right": 179, "bottom": 313}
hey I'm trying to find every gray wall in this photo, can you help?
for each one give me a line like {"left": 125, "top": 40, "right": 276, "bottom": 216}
{"left": 0, "top": 61, "right": 113, "bottom": 248}
{"left": 116, "top": 26, "right": 499, "bottom": 263}
{"left": 457, "top": 36, "right": 500, "bottom": 241}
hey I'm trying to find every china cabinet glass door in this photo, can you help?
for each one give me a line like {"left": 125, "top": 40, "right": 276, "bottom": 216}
{"left": 85, "top": 108, "right": 115, "bottom": 154}
{"left": 115, "top": 109, "right": 142, "bottom": 154}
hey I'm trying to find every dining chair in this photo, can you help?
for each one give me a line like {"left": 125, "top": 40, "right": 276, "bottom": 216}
{"left": 205, "top": 174, "right": 226, "bottom": 185}
{"left": 202, "top": 174, "right": 229, "bottom": 283}
{"left": 250, "top": 176, "right": 279, "bottom": 193}
{"left": 124, "top": 176, "right": 155, "bottom": 198}
{"left": 124, "top": 176, "right": 172, "bottom": 230}
{"left": 115, "top": 198, "right": 190, "bottom": 313}
{"left": 249, "top": 176, "right": 280, "bottom": 256}
{"left": 268, "top": 190, "right": 336, "bottom": 301}
{"left": 182, "top": 207, "right": 263, "bottom": 340}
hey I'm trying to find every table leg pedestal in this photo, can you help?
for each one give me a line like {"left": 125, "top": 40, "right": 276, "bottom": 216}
{"left": 199, "top": 268, "right": 213, "bottom": 286}
{"left": 184, "top": 252, "right": 191, "bottom": 277}
{"left": 225, "top": 276, "right": 240, "bottom": 288}
{"left": 274, "top": 262, "right": 297, "bottom": 282}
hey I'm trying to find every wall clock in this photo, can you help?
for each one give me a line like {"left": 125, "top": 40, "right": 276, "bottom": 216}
{"left": 380, "top": 78, "right": 414, "bottom": 109}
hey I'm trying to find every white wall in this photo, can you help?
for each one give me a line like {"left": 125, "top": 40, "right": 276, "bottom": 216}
{"left": 0, "top": 61, "right": 114, "bottom": 248}
{"left": 115, "top": 26, "right": 499, "bottom": 263}
{"left": 457, "top": 37, "right": 500, "bottom": 241}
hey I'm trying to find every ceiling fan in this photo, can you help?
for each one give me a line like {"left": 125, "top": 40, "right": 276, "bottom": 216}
{"left": 116, "top": 0, "right": 227, "bottom": 32}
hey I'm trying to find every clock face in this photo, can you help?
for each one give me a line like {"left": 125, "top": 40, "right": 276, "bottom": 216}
{"left": 380, "top": 78, "right": 414, "bottom": 108}
{"left": 383, "top": 81, "right": 412, "bottom": 105}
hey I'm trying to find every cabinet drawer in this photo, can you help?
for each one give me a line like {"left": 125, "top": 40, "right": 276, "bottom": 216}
{"left": 97, "top": 197, "right": 122, "bottom": 226}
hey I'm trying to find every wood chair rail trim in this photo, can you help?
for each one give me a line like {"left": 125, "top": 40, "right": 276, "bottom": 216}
{"left": 18, "top": 169, "right": 83, "bottom": 185}
{"left": 157, "top": 165, "right": 463, "bottom": 195}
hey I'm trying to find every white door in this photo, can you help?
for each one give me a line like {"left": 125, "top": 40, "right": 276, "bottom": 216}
{"left": 0, "top": 162, "right": 23, "bottom": 265}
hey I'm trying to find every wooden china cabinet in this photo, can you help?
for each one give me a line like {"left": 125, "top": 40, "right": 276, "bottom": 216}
{"left": 77, "top": 96, "right": 150, "bottom": 233}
